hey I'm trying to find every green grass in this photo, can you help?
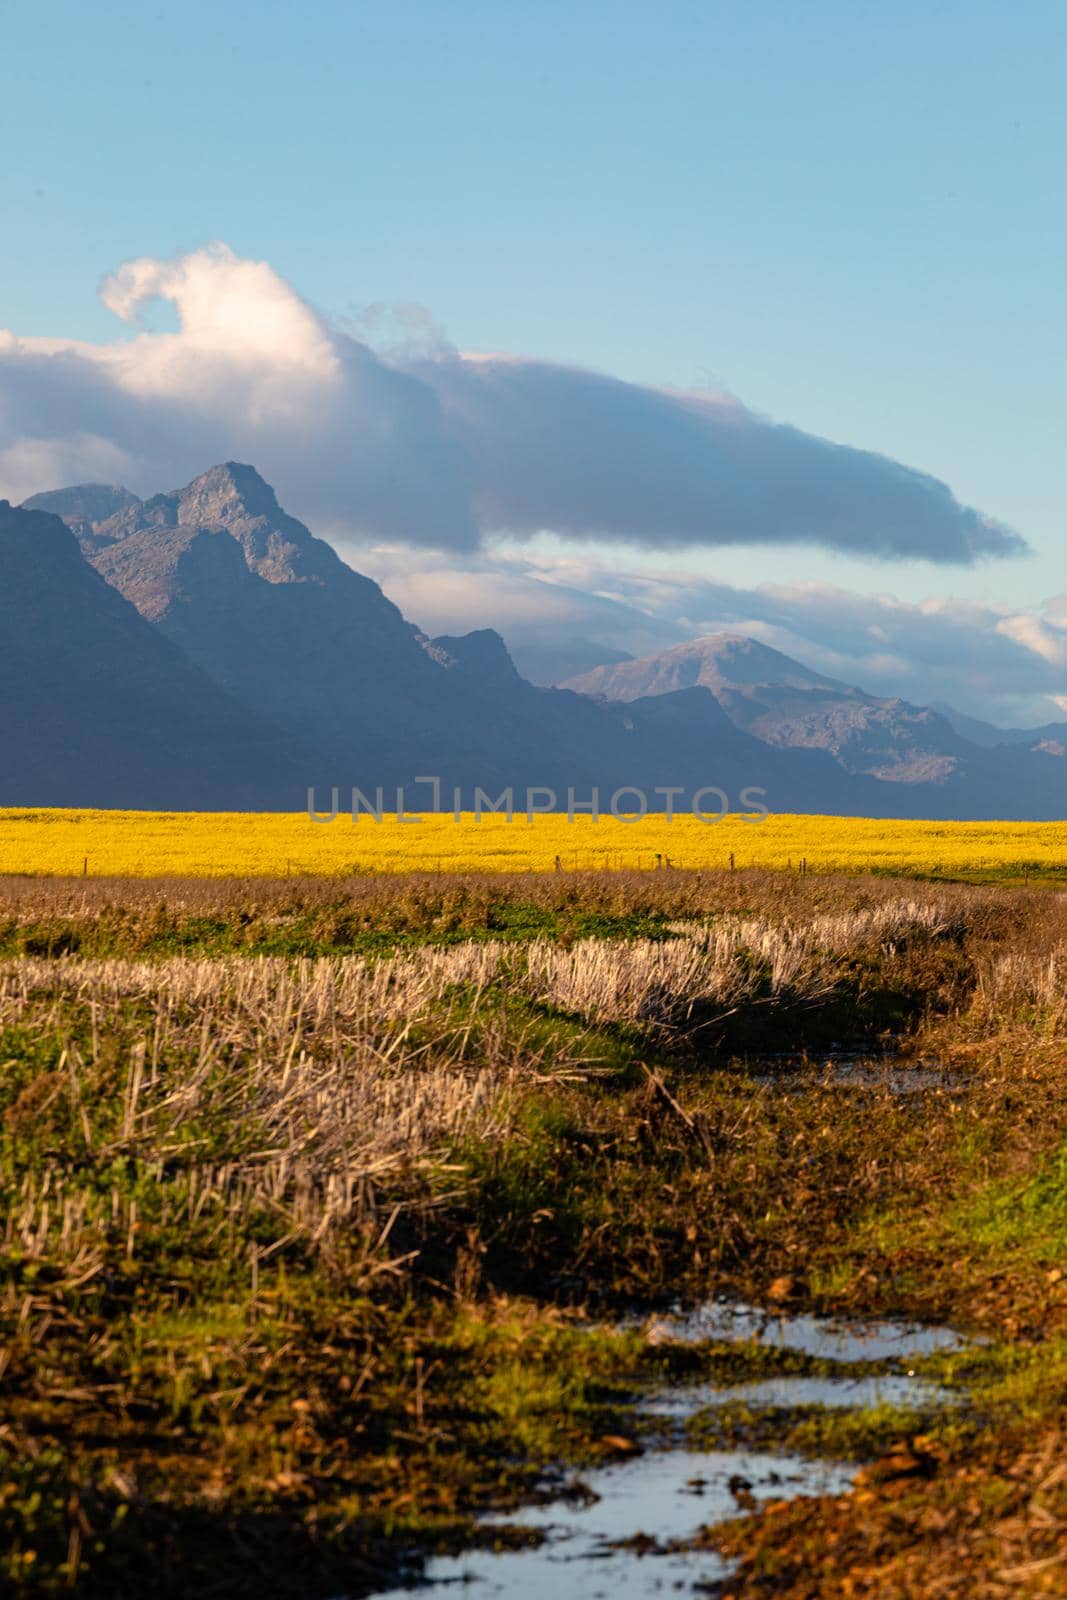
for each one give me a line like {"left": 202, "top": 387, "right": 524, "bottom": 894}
{"left": 947, "top": 1137, "right": 1067, "bottom": 1263}
{"left": 0, "top": 899, "right": 679, "bottom": 961}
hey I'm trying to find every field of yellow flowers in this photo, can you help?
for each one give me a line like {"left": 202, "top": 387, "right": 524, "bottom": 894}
{"left": 2, "top": 806, "right": 1067, "bottom": 879}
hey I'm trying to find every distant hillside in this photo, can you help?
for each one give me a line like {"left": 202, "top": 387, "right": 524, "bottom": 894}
{"left": 933, "top": 701, "right": 1067, "bottom": 754}
{"left": 23, "top": 483, "right": 140, "bottom": 548}
{"left": 509, "top": 636, "right": 634, "bottom": 687}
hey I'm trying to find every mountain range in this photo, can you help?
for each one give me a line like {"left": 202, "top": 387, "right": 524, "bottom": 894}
{"left": 4, "top": 462, "right": 1064, "bottom": 819}
{"left": 563, "top": 635, "right": 1067, "bottom": 817}
{"left": 563, "top": 635, "right": 987, "bottom": 782}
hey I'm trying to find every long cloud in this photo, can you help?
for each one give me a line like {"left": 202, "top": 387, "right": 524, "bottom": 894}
{"left": 0, "top": 241, "right": 1023, "bottom": 563}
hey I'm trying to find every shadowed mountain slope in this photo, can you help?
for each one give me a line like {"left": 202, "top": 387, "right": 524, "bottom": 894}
{"left": 0, "top": 501, "right": 311, "bottom": 808}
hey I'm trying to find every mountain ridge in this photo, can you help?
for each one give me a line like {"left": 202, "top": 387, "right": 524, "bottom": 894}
{"left": 14, "top": 464, "right": 1067, "bottom": 819}
{"left": 565, "top": 634, "right": 974, "bottom": 782}
{"left": 563, "top": 633, "right": 1067, "bottom": 815}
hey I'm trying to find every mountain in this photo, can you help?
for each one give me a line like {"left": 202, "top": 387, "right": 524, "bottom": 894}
{"left": 30, "top": 463, "right": 861, "bottom": 808}
{"left": 933, "top": 702, "right": 1067, "bottom": 755}
{"left": 564, "top": 634, "right": 977, "bottom": 782}
{"left": 563, "top": 633, "right": 1067, "bottom": 819}
{"left": 0, "top": 500, "right": 311, "bottom": 808}
{"left": 23, "top": 483, "right": 140, "bottom": 549}
{"left": 20, "top": 464, "right": 887, "bottom": 813}
{"left": 67, "top": 463, "right": 461, "bottom": 789}
{"left": 432, "top": 629, "right": 522, "bottom": 685}
{"left": 426, "top": 638, "right": 888, "bottom": 815}
{"left": 509, "top": 636, "right": 634, "bottom": 687}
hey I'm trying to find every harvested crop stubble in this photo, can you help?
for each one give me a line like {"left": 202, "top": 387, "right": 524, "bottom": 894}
{"left": 1, "top": 895, "right": 965, "bottom": 1250}
{"left": 2, "top": 894, "right": 981, "bottom": 1337}
{"left": 0, "top": 894, "right": 966, "bottom": 1042}
{"left": 1, "top": 947, "right": 538, "bottom": 1253}
{"left": 973, "top": 940, "right": 1067, "bottom": 1024}
{"left": 521, "top": 900, "right": 963, "bottom": 1025}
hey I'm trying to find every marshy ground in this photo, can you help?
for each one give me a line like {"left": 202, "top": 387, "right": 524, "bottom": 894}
{"left": 2, "top": 868, "right": 1067, "bottom": 1596}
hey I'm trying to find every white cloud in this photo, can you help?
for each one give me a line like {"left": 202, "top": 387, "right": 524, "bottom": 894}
{"left": 100, "top": 245, "right": 338, "bottom": 379}
{"left": 2, "top": 241, "right": 1023, "bottom": 564}
{"left": 0, "top": 432, "right": 134, "bottom": 506}
{"left": 994, "top": 613, "right": 1067, "bottom": 667}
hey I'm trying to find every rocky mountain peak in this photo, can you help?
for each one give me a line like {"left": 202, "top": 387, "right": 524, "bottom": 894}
{"left": 174, "top": 462, "right": 284, "bottom": 529}
{"left": 21, "top": 484, "right": 141, "bottom": 545}
{"left": 432, "top": 629, "right": 520, "bottom": 683}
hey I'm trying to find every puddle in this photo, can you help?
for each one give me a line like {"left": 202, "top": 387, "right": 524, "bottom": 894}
{"left": 365, "top": 1055, "right": 970, "bottom": 1594}
{"left": 827, "top": 1061, "right": 960, "bottom": 1093}
{"left": 748, "top": 1051, "right": 962, "bottom": 1095}
{"left": 372, "top": 1448, "right": 854, "bottom": 1597}
{"left": 646, "top": 1299, "right": 965, "bottom": 1362}
{"left": 646, "top": 1370, "right": 949, "bottom": 1417}
{"left": 370, "top": 1301, "right": 966, "bottom": 1595}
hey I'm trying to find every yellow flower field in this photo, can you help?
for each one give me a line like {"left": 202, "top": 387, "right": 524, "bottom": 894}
{"left": 1, "top": 806, "right": 1066, "bottom": 880}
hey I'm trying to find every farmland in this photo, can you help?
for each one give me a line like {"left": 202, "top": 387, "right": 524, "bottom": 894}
{"left": 3, "top": 806, "right": 1067, "bottom": 882}
{"left": 3, "top": 863, "right": 1067, "bottom": 1595}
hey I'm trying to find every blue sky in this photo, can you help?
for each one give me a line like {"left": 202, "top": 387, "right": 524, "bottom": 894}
{"left": 3, "top": 1, "right": 1066, "bottom": 714}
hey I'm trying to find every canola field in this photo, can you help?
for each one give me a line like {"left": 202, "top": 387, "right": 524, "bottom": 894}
{"left": 1, "top": 806, "right": 1067, "bottom": 880}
